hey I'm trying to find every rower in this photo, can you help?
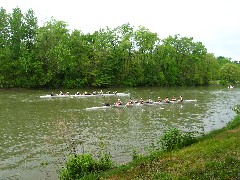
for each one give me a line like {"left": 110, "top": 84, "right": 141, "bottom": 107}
{"left": 164, "top": 96, "right": 170, "bottom": 103}
{"left": 157, "top": 97, "right": 161, "bottom": 102}
{"left": 98, "top": 90, "right": 103, "bottom": 94}
{"left": 146, "top": 97, "right": 153, "bottom": 103}
{"left": 59, "top": 91, "right": 63, "bottom": 95}
{"left": 139, "top": 98, "right": 144, "bottom": 104}
{"left": 76, "top": 92, "right": 80, "bottom": 95}
{"left": 179, "top": 95, "right": 183, "bottom": 102}
{"left": 228, "top": 85, "right": 234, "bottom": 89}
{"left": 126, "top": 98, "right": 134, "bottom": 106}
{"left": 104, "top": 101, "right": 111, "bottom": 106}
{"left": 129, "top": 98, "right": 134, "bottom": 104}
{"left": 84, "top": 91, "right": 91, "bottom": 95}
{"left": 66, "top": 91, "right": 70, "bottom": 95}
{"left": 115, "top": 99, "right": 123, "bottom": 106}
{"left": 171, "top": 96, "right": 177, "bottom": 101}
{"left": 51, "top": 92, "right": 55, "bottom": 96}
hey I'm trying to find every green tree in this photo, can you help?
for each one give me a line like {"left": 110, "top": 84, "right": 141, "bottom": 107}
{"left": 153, "top": 43, "right": 178, "bottom": 86}
{"left": 19, "top": 9, "right": 39, "bottom": 87}
{"left": 86, "top": 29, "right": 115, "bottom": 87}
{"left": 205, "top": 53, "right": 221, "bottom": 82}
{"left": 0, "top": 7, "right": 39, "bottom": 87}
{"left": 113, "top": 23, "right": 137, "bottom": 86}
{"left": 160, "top": 35, "right": 207, "bottom": 86}
{"left": 67, "top": 29, "right": 89, "bottom": 87}
{"left": 0, "top": 6, "right": 236, "bottom": 88}
{"left": 35, "top": 18, "right": 70, "bottom": 87}
{"left": 134, "top": 26, "right": 159, "bottom": 85}
{"left": 220, "top": 63, "right": 240, "bottom": 84}
{"left": 217, "top": 56, "right": 232, "bottom": 66}
{"left": 0, "top": 7, "right": 10, "bottom": 87}
{"left": 5, "top": 7, "right": 26, "bottom": 87}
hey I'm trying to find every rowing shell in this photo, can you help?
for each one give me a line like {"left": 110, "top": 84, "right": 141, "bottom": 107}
{"left": 40, "top": 93, "right": 130, "bottom": 98}
{"left": 153, "top": 99, "right": 197, "bottom": 104}
{"left": 85, "top": 103, "right": 160, "bottom": 110}
{"left": 40, "top": 95, "right": 74, "bottom": 98}
{"left": 85, "top": 106, "right": 112, "bottom": 110}
{"left": 85, "top": 105, "right": 127, "bottom": 110}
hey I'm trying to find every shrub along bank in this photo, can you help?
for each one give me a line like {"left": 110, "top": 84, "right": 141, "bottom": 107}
{"left": 59, "top": 105, "right": 240, "bottom": 179}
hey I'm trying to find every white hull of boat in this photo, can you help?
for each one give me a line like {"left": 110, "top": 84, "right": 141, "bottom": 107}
{"left": 40, "top": 93, "right": 130, "bottom": 98}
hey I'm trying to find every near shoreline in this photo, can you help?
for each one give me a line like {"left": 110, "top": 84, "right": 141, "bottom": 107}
{"left": 62, "top": 110, "right": 240, "bottom": 179}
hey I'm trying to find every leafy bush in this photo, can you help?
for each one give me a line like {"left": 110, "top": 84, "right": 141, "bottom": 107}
{"left": 98, "top": 153, "right": 113, "bottom": 170}
{"left": 131, "top": 148, "right": 144, "bottom": 161}
{"left": 159, "top": 128, "right": 196, "bottom": 151}
{"left": 59, "top": 153, "right": 113, "bottom": 179}
{"left": 232, "top": 105, "right": 240, "bottom": 114}
{"left": 219, "top": 80, "right": 227, "bottom": 85}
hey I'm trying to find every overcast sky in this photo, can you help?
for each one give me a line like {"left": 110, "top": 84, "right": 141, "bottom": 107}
{"left": 1, "top": 0, "right": 240, "bottom": 60}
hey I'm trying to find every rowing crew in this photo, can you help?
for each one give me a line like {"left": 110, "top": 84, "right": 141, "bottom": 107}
{"left": 104, "top": 99, "right": 124, "bottom": 106}
{"left": 137, "top": 95, "right": 183, "bottom": 104}
{"left": 107, "top": 95, "right": 184, "bottom": 106}
{"left": 51, "top": 90, "right": 118, "bottom": 96}
{"left": 51, "top": 91, "right": 73, "bottom": 96}
{"left": 51, "top": 91, "right": 67, "bottom": 96}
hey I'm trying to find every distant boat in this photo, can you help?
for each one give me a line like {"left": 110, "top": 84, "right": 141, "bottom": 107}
{"left": 40, "top": 92, "right": 130, "bottom": 98}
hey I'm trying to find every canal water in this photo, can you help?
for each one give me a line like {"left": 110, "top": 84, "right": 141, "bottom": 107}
{"left": 0, "top": 86, "right": 239, "bottom": 179}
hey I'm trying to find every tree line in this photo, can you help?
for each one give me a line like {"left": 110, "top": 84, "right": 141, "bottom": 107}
{"left": 0, "top": 7, "right": 239, "bottom": 88}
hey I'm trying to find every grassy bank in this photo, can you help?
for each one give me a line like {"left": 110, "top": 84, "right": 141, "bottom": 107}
{"left": 76, "top": 114, "right": 240, "bottom": 180}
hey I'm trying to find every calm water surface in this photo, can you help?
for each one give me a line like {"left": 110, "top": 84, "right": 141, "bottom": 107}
{"left": 0, "top": 86, "right": 239, "bottom": 179}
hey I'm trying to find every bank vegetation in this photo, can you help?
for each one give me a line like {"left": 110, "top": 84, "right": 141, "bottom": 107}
{"left": 1, "top": 7, "right": 240, "bottom": 88}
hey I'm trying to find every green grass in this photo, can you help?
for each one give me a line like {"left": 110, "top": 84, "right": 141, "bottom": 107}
{"left": 88, "top": 115, "right": 240, "bottom": 180}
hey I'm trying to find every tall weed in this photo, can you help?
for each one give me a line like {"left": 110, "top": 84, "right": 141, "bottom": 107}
{"left": 232, "top": 105, "right": 240, "bottom": 114}
{"left": 159, "top": 128, "right": 196, "bottom": 151}
{"left": 59, "top": 153, "right": 113, "bottom": 179}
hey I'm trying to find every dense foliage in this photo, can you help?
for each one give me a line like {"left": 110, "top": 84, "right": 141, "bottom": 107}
{"left": 159, "top": 128, "right": 196, "bottom": 151}
{"left": 1, "top": 7, "right": 240, "bottom": 88}
{"left": 59, "top": 153, "right": 113, "bottom": 179}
